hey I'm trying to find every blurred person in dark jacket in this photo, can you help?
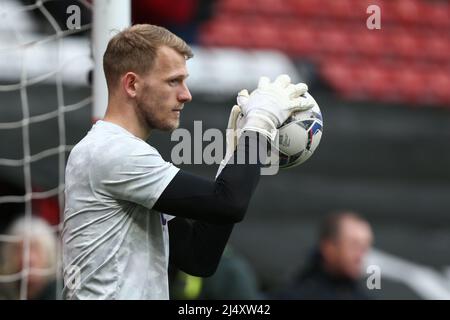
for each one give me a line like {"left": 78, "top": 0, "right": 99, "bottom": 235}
{"left": 276, "top": 211, "right": 374, "bottom": 300}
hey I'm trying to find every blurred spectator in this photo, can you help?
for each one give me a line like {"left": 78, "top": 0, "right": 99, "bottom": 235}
{"left": 0, "top": 216, "right": 59, "bottom": 300}
{"left": 276, "top": 211, "right": 374, "bottom": 300}
{"left": 170, "top": 245, "right": 263, "bottom": 299}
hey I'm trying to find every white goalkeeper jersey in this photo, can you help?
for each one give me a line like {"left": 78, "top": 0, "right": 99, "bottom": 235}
{"left": 62, "top": 120, "right": 179, "bottom": 300}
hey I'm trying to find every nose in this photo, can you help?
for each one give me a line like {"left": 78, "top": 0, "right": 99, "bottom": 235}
{"left": 178, "top": 83, "right": 192, "bottom": 103}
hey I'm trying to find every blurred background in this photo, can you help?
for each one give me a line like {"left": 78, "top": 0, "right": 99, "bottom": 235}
{"left": 0, "top": 0, "right": 449, "bottom": 299}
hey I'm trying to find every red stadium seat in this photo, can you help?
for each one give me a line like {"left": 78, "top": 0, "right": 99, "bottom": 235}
{"left": 290, "top": 0, "right": 325, "bottom": 18}
{"left": 423, "top": 3, "right": 450, "bottom": 29}
{"left": 325, "top": 0, "right": 359, "bottom": 20}
{"left": 425, "top": 69, "right": 450, "bottom": 106}
{"left": 421, "top": 35, "right": 450, "bottom": 62}
{"left": 321, "top": 59, "right": 365, "bottom": 99}
{"left": 256, "top": 0, "right": 294, "bottom": 16}
{"left": 391, "top": 0, "right": 422, "bottom": 26}
{"left": 199, "top": 19, "right": 249, "bottom": 48}
{"left": 392, "top": 68, "right": 424, "bottom": 104}
{"left": 360, "top": 63, "right": 395, "bottom": 101}
{"left": 283, "top": 24, "right": 320, "bottom": 58}
{"left": 200, "top": 0, "right": 450, "bottom": 107}
{"left": 317, "top": 28, "right": 352, "bottom": 56}
{"left": 246, "top": 20, "right": 284, "bottom": 50}
{"left": 219, "top": 0, "right": 254, "bottom": 15}
{"left": 352, "top": 30, "right": 386, "bottom": 57}
{"left": 388, "top": 31, "right": 421, "bottom": 60}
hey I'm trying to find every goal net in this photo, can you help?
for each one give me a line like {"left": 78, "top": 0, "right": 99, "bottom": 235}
{"left": 0, "top": 0, "right": 129, "bottom": 300}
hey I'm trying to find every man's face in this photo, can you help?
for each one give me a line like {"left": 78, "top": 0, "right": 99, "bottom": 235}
{"left": 324, "top": 218, "right": 373, "bottom": 280}
{"left": 135, "top": 46, "right": 192, "bottom": 132}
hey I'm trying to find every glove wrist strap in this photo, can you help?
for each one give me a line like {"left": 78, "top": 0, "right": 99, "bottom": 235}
{"left": 242, "top": 114, "right": 278, "bottom": 141}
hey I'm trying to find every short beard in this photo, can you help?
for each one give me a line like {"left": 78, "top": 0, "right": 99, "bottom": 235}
{"left": 136, "top": 101, "right": 178, "bottom": 132}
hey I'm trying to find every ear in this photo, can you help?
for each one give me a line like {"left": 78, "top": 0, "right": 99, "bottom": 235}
{"left": 122, "top": 72, "right": 138, "bottom": 98}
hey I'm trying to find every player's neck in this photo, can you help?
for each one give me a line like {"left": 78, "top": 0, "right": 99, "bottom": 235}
{"left": 104, "top": 102, "right": 151, "bottom": 141}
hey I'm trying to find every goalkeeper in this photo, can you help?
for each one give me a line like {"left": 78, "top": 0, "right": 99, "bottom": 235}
{"left": 62, "top": 24, "right": 315, "bottom": 299}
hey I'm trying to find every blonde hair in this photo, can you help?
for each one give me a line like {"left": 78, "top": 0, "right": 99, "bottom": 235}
{"left": 103, "top": 24, "right": 193, "bottom": 90}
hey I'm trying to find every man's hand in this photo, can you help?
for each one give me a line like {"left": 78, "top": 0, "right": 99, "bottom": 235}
{"left": 237, "top": 75, "right": 314, "bottom": 141}
{"left": 216, "top": 75, "right": 314, "bottom": 177}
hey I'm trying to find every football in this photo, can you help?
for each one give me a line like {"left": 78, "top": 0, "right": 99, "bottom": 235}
{"left": 276, "top": 93, "right": 323, "bottom": 169}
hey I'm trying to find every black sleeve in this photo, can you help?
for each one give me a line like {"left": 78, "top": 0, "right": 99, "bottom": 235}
{"left": 153, "top": 132, "right": 267, "bottom": 224}
{"left": 154, "top": 132, "right": 268, "bottom": 276}
{"left": 168, "top": 217, "right": 234, "bottom": 277}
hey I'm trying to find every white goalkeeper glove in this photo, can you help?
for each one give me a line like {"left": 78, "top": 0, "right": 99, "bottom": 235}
{"left": 216, "top": 104, "right": 242, "bottom": 178}
{"left": 237, "top": 75, "right": 314, "bottom": 141}
{"left": 216, "top": 75, "right": 314, "bottom": 178}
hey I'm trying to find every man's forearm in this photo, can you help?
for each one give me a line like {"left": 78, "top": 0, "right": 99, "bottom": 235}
{"left": 164, "top": 133, "right": 267, "bottom": 276}
{"left": 154, "top": 132, "right": 267, "bottom": 224}
{"left": 169, "top": 217, "right": 233, "bottom": 277}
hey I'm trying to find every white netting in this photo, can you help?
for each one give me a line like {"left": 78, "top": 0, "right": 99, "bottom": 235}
{"left": 0, "top": 0, "right": 92, "bottom": 300}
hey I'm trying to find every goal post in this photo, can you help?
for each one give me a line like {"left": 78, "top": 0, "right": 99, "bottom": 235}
{"left": 92, "top": 0, "right": 131, "bottom": 120}
{"left": 0, "top": 0, "right": 130, "bottom": 300}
